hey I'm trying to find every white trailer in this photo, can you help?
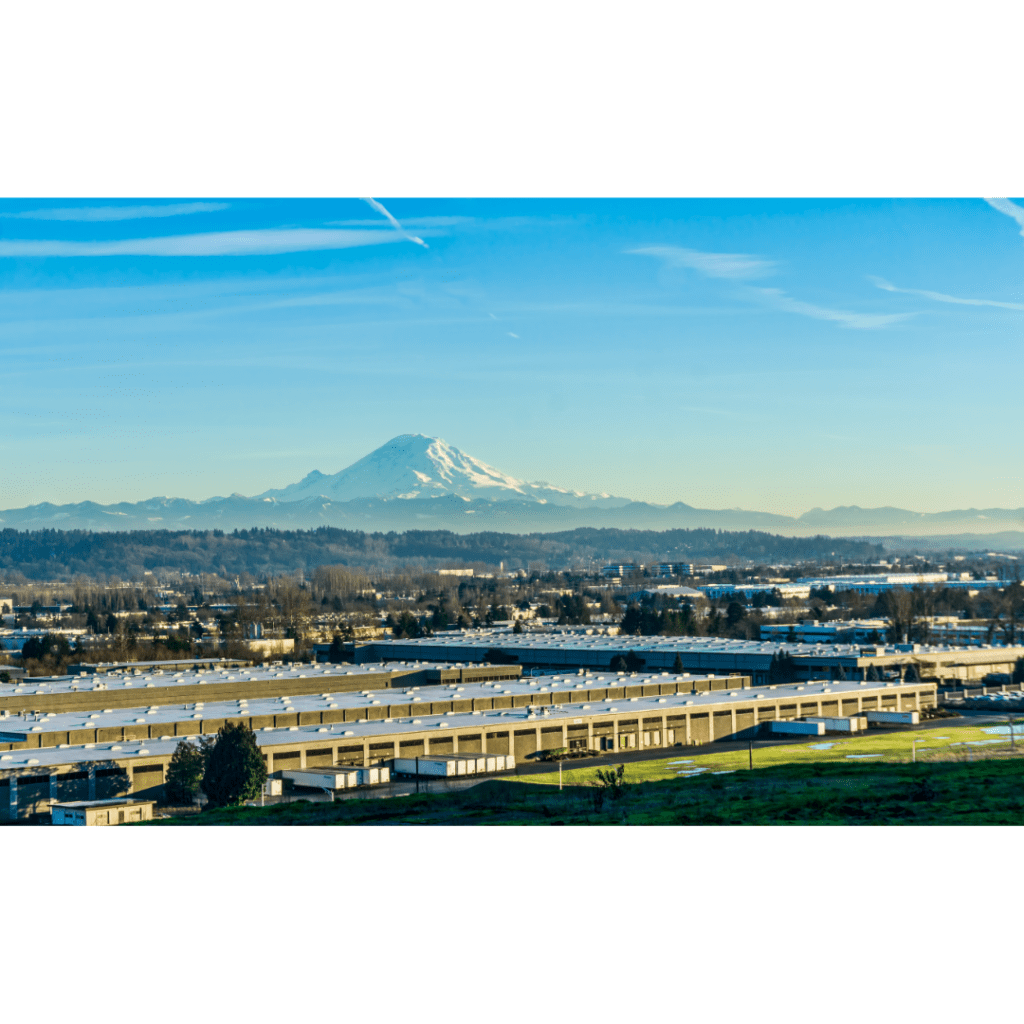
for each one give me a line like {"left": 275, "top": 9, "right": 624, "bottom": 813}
{"left": 393, "top": 755, "right": 456, "bottom": 777}
{"left": 865, "top": 710, "right": 919, "bottom": 726}
{"left": 393, "top": 753, "right": 515, "bottom": 776}
{"left": 281, "top": 765, "right": 389, "bottom": 790}
{"left": 281, "top": 768, "right": 354, "bottom": 790}
{"left": 803, "top": 716, "right": 867, "bottom": 733}
{"left": 767, "top": 720, "right": 825, "bottom": 736}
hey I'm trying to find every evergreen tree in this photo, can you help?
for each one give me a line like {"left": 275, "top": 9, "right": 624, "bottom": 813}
{"left": 201, "top": 723, "right": 267, "bottom": 808}
{"left": 327, "top": 633, "right": 347, "bottom": 663}
{"left": 767, "top": 651, "right": 796, "bottom": 685}
{"left": 620, "top": 603, "right": 642, "bottom": 636}
{"left": 164, "top": 739, "right": 207, "bottom": 805}
{"left": 672, "top": 653, "right": 684, "bottom": 674}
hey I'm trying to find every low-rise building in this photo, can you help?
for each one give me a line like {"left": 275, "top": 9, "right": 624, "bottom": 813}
{"left": 51, "top": 798, "right": 154, "bottom": 826}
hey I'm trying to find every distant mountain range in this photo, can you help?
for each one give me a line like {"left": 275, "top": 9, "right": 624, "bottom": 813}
{"left": 1, "top": 434, "right": 1022, "bottom": 547}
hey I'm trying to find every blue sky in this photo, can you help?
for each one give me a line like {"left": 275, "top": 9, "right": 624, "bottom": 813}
{"left": 1, "top": 197, "right": 1022, "bottom": 516}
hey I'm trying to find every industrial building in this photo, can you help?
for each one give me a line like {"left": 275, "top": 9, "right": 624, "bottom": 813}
{"left": 0, "top": 660, "right": 523, "bottom": 716}
{"left": 358, "top": 632, "right": 1024, "bottom": 686}
{"left": 0, "top": 674, "right": 936, "bottom": 821}
{"left": 0, "top": 668, "right": 750, "bottom": 752}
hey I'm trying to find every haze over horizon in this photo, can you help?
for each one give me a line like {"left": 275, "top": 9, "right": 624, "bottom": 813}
{"left": 3, "top": 198, "right": 1023, "bottom": 517}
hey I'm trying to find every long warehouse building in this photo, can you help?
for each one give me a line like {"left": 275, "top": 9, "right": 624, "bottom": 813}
{"left": 1, "top": 676, "right": 936, "bottom": 821}
{"left": 357, "top": 632, "right": 1024, "bottom": 685}
{"left": 0, "top": 660, "right": 523, "bottom": 716}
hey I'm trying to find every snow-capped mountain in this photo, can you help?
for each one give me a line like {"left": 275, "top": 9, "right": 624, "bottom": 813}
{"left": 0, "top": 433, "right": 1020, "bottom": 542}
{"left": 258, "top": 434, "right": 633, "bottom": 508}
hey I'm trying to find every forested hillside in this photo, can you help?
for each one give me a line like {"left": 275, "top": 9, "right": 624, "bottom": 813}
{"left": 0, "top": 526, "right": 885, "bottom": 582}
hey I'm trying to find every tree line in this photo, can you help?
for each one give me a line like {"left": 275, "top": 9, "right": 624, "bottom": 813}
{"left": 0, "top": 526, "right": 886, "bottom": 582}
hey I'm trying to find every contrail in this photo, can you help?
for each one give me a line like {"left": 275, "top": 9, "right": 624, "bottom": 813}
{"left": 361, "top": 197, "right": 429, "bottom": 248}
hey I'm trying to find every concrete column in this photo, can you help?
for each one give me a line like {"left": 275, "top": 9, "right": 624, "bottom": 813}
{"left": 423, "top": 736, "right": 430, "bottom": 755}
{"left": 816, "top": 700, "right": 823, "bottom": 716}
{"left": 731, "top": 708, "right": 737, "bottom": 738}
{"left": 661, "top": 714, "right": 668, "bottom": 747}
{"left": 896, "top": 691, "right": 902, "bottom": 712}
{"left": 752, "top": 706, "right": 759, "bottom": 731}
{"left": 612, "top": 717, "right": 619, "bottom": 751}
{"left": 685, "top": 713, "right": 691, "bottom": 745}
{"left": 265, "top": 751, "right": 274, "bottom": 774}
{"left": 561, "top": 723, "right": 568, "bottom": 748}
{"left": 588, "top": 721, "right": 594, "bottom": 750}
{"left": 362, "top": 740, "right": 370, "bottom": 767}
{"left": 708, "top": 712, "right": 715, "bottom": 743}
{"left": 88, "top": 767, "right": 96, "bottom": 800}
{"left": 535, "top": 727, "right": 541, "bottom": 754}
{"left": 299, "top": 748, "right": 307, "bottom": 768}
{"left": 480, "top": 732, "right": 487, "bottom": 754}
{"left": 452, "top": 734, "right": 459, "bottom": 753}
{"left": 393, "top": 739, "right": 400, "bottom": 759}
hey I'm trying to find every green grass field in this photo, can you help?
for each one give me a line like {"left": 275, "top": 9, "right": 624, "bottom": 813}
{"left": 519, "top": 719, "right": 1024, "bottom": 788}
{"left": 148, "top": 720, "right": 1024, "bottom": 826}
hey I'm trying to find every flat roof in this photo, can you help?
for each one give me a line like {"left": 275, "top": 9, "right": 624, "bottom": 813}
{"left": 0, "top": 677, "right": 930, "bottom": 772}
{"left": 74, "top": 658, "right": 250, "bottom": 672}
{"left": 369, "top": 632, "right": 1024, "bottom": 661}
{"left": 53, "top": 798, "right": 153, "bottom": 808}
{"left": 0, "top": 660, "right": 495, "bottom": 700}
{"left": 0, "top": 669, "right": 742, "bottom": 739}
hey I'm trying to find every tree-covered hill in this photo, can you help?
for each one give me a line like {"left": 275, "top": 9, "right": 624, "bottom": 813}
{"left": 0, "top": 526, "right": 885, "bottom": 582}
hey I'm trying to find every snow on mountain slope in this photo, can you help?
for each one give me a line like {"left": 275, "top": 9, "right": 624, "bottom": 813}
{"left": 258, "top": 434, "right": 632, "bottom": 508}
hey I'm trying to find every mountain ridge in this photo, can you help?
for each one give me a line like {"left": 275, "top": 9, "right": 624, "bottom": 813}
{"left": 0, "top": 434, "right": 1021, "bottom": 543}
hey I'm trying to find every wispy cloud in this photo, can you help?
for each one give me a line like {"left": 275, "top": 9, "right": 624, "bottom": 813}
{"left": 754, "top": 288, "right": 914, "bottom": 329}
{"left": 0, "top": 202, "right": 229, "bottom": 222}
{"left": 328, "top": 216, "right": 469, "bottom": 229}
{"left": 628, "top": 245, "right": 776, "bottom": 280}
{"left": 630, "top": 245, "right": 908, "bottom": 329}
{"left": 507, "top": 332, "right": 519, "bottom": 338}
{"left": 361, "top": 198, "right": 429, "bottom": 248}
{"left": 870, "top": 276, "right": 1024, "bottom": 312}
{"left": 0, "top": 229, "right": 409, "bottom": 258}
{"left": 984, "top": 197, "right": 1024, "bottom": 235}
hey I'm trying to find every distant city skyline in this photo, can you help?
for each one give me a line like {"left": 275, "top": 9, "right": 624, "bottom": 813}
{"left": 2, "top": 197, "right": 1022, "bottom": 516}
